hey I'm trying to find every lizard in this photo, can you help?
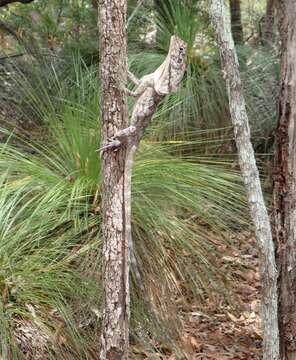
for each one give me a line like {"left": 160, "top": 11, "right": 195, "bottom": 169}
{"left": 101, "top": 34, "right": 187, "bottom": 304}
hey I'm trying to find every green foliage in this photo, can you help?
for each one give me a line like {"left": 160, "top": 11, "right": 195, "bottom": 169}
{"left": 1, "top": 0, "right": 278, "bottom": 147}
{"left": 0, "top": 0, "right": 98, "bottom": 58}
{"left": 126, "top": 1, "right": 279, "bottom": 147}
{"left": 154, "top": 0, "right": 202, "bottom": 51}
{"left": 239, "top": 46, "right": 279, "bottom": 151}
{"left": 0, "top": 0, "right": 276, "bottom": 355}
{"left": 0, "top": 59, "right": 250, "bottom": 357}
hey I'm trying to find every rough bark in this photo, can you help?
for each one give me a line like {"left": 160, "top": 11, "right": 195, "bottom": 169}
{"left": 99, "top": 35, "right": 186, "bottom": 319}
{"left": 229, "top": 0, "right": 244, "bottom": 44}
{"left": 273, "top": 1, "right": 296, "bottom": 359}
{"left": 98, "top": 0, "right": 130, "bottom": 359}
{"left": 263, "top": 0, "right": 276, "bottom": 44}
{"left": 210, "top": 1, "right": 279, "bottom": 359}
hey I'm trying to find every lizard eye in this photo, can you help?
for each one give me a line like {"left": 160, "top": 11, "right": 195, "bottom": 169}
{"left": 179, "top": 47, "right": 184, "bottom": 51}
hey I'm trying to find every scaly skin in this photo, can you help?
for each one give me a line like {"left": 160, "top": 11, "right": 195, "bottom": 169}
{"left": 102, "top": 35, "right": 187, "bottom": 302}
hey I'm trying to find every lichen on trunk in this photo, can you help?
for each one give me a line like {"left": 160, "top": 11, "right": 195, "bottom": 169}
{"left": 98, "top": 0, "right": 130, "bottom": 358}
{"left": 210, "top": 1, "right": 279, "bottom": 359}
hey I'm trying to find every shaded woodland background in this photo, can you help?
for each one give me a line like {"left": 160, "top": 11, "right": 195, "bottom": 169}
{"left": 0, "top": 0, "right": 280, "bottom": 358}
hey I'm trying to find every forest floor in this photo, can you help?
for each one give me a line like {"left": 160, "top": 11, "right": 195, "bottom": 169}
{"left": 181, "top": 231, "right": 261, "bottom": 360}
{"left": 132, "top": 231, "right": 262, "bottom": 360}
{"left": 0, "top": 76, "right": 262, "bottom": 359}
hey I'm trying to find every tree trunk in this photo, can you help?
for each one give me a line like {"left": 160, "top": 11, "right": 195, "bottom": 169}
{"left": 229, "top": 0, "right": 244, "bottom": 44}
{"left": 263, "top": 0, "right": 276, "bottom": 44}
{"left": 98, "top": 0, "right": 130, "bottom": 359}
{"left": 273, "top": 1, "right": 296, "bottom": 359}
{"left": 210, "top": 1, "right": 279, "bottom": 359}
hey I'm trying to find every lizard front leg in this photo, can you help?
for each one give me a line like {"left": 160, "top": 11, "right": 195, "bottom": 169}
{"left": 125, "top": 76, "right": 154, "bottom": 98}
{"left": 128, "top": 71, "right": 140, "bottom": 85}
{"left": 98, "top": 125, "right": 137, "bottom": 153}
{"left": 99, "top": 77, "right": 153, "bottom": 153}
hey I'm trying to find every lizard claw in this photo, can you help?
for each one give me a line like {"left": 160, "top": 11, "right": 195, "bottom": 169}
{"left": 96, "top": 125, "right": 137, "bottom": 157}
{"left": 96, "top": 138, "right": 121, "bottom": 156}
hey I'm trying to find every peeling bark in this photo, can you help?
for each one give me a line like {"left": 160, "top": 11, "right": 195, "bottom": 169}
{"left": 273, "top": 1, "right": 296, "bottom": 359}
{"left": 210, "top": 1, "right": 279, "bottom": 359}
{"left": 98, "top": 0, "right": 129, "bottom": 359}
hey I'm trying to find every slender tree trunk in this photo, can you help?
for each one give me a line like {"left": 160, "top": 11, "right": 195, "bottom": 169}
{"left": 229, "top": 0, "right": 243, "bottom": 44}
{"left": 210, "top": 1, "right": 279, "bottom": 359}
{"left": 98, "top": 0, "right": 130, "bottom": 359}
{"left": 273, "top": 1, "right": 296, "bottom": 359}
{"left": 264, "top": 0, "right": 276, "bottom": 44}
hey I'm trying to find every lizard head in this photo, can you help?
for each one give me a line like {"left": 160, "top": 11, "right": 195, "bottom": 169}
{"left": 153, "top": 35, "right": 187, "bottom": 95}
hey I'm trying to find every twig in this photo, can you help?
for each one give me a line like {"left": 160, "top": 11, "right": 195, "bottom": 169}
{"left": 127, "top": 0, "right": 145, "bottom": 28}
{"left": 0, "top": 53, "right": 25, "bottom": 62}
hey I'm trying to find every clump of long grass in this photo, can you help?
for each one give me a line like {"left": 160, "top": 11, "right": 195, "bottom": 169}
{"left": 0, "top": 57, "right": 250, "bottom": 358}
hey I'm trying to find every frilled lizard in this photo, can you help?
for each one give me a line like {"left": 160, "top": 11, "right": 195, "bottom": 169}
{"left": 101, "top": 35, "right": 187, "bottom": 299}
